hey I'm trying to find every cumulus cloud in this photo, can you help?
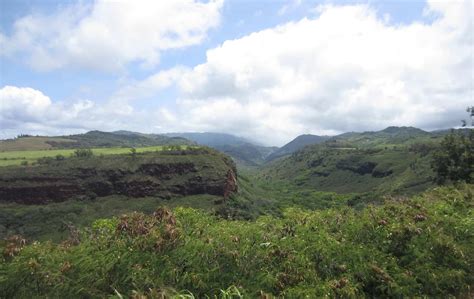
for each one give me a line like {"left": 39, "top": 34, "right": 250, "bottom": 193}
{"left": 142, "top": 0, "right": 473, "bottom": 145}
{"left": 1, "top": 0, "right": 223, "bottom": 71}
{"left": 1, "top": 1, "right": 472, "bottom": 145}
{"left": 0, "top": 85, "right": 148, "bottom": 137}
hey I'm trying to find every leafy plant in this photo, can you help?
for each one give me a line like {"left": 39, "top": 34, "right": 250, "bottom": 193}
{"left": 73, "top": 148, "right": 94, "bottom": 158}
{"left": 432, "top": 130, "right": 473, "bottom": 184}
{"left": 1, "top": 185, "right": 472, "bottom": 298}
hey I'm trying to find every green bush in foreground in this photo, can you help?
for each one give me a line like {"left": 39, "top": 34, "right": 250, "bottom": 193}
{"left": 1, "top": 185, "right": 473, "bottom": 298}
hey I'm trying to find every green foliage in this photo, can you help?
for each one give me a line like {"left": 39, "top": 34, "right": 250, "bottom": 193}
{"left": 1, "top": 185, "right": 472, "bottom": 298}
{"left": 0, "top": 194, "right": 224, "bottom": 242}
{"left": 55, "top": 154, "right": 65, "bottom": 161}
{"left": 432, "top": 129, "right": 474, "bottom": 184}
{"left": 73, "top": 148, "right": 94, "bottom": 158}
{"left": 261, "top": 144, "right": 435, "bottom": 197}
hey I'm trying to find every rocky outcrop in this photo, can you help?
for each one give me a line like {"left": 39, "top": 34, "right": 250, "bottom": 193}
{"left": 223, "top": 169, "right": 238, "bottom": 199}
{"left": 0, "top": 150, "right": 238, "bottom": 205}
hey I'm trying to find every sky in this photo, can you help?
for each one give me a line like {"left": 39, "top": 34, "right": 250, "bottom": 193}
{"left": 0, "top": 0, "right": 472, "bottom": 146}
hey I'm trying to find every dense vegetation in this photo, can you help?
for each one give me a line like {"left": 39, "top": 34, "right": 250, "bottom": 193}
{"left": 261, "top": 144, "right": 435, "bottom": 196}
{"left": 432, "top": 129, "right": 474, "bottom": 184}
{"left": 0, "top": 127, "right": 472, "bottom": 298}
{"left": 1, "top": 184, "right": 472, "bottom": 298}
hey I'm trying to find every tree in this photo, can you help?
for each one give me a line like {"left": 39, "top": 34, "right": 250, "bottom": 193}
{"left": 431, "top": 130, "right": 473, "bottom": 184}
{"left": 462, "top": 106, "right": 474, "bottom": 127}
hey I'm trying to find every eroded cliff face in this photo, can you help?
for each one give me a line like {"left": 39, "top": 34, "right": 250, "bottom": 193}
{"left": 0, "top": 149, "right": 238, "bottom": 204}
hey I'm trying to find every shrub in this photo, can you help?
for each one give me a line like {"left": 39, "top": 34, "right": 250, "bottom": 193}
{"left": 55, "top": 154, "right": 65, "bottom": 161}
{"left": 432, "top": 130, "right": 473, "bottom": 184}
{"left": 37, "top": 157, "right": 54, "bottom": 164}
{"left": 1, "top": 185, "right": 472, "bottom": 298}
{"left": 73, "top": 148, "right": 94, "bottom": 158}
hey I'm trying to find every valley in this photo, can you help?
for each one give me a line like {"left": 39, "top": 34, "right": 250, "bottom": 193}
{"left": 2, "top": 1, "right": 472, "bottom": 297}
{"left": 0, "top": 127, "right": 472, "bottom": 298}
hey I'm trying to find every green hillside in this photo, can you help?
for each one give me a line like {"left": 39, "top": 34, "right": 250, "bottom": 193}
{"left": 261, "top": 145, "right": 435, "bottom": 196}
{"left": 0, "top": 127, "right": 472, "bottom": 298}
{"left": 266, "top": 134, "right": 330, "bottom": 161}
{"left": 0, "top": 147, "right": 237, "bottom": 241}
{"left": 0, "top": 131, "right": 192, "bottom": 152}
{"left": 259, "top": 127, "right": 456, "bottom": 198}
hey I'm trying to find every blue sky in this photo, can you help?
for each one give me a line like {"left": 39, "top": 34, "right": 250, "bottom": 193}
{"left": 0, "top": 0, "right": 471, "bottom": 145}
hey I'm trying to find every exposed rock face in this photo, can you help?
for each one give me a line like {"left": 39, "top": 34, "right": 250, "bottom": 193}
{"left": 0, "top": 150, "right": 238, "bottom": 204}
{"left": 223, "top": 169, "right": 238, "bottom": 199}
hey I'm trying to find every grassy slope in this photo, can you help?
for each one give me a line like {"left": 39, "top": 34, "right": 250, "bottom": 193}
{"left": 1, "top": 184, "right": 472, "bottom": 298}
{"left": 0, "top": 137, "right": 76, "bottom": 151}
{"left": 260, "top": 133, "right": 440, "bottom": 196}
{"left": 0, "top": 131, "right": 192, "bottom": 152}
{"left": 0, "top": 145, "right": 196, "bottom": 167}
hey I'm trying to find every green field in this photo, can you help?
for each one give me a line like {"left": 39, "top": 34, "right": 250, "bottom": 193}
{"left": 0, "top": 145, "right": 190, "bottom": 167}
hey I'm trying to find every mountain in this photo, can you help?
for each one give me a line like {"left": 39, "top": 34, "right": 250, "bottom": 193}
{"left": 213, "top": 143, "right": 278, "bottom": 166}
{"left": 164, "top": 132, "right": 251, "bottom": 147}
{"left": 260, "top": 127, "right": 446, "bottom": 197}
{"left": 165, "top": 132, "right": 277, "bottom": 166}
{"left": 266, "top": 134, "right": 330, "bottom": 161}
{"left": 325, "top": 126, "right": 432, "bottom": 149}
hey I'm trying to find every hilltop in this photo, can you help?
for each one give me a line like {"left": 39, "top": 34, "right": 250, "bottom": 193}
{"left": 0, "top": 131, "right": 192, "bottom": 152}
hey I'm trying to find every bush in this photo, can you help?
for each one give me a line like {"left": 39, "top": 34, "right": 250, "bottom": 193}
{"left": 55, "top": 154, "right": 65, "bottom": 161}
{"left": 432, "top": 130, "right": 473, "bottom": 184}
{"left": 37, "top": 157, "right": 54, "bottom": 164}
{"left": 73, "top": 148, "right": 94, "bottom": 158}
{"left": 1, "top": 185, "right": 472, "bottom": 298}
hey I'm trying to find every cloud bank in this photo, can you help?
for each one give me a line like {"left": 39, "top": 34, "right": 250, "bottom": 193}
{"left": 0, "top": 0, "right": 223, "bottom": 71}
{"left": 1, "top": 0, "right": 472, "bottom": 145}
{"left": 151, "top": 0, "right": 473, "bottom": 144}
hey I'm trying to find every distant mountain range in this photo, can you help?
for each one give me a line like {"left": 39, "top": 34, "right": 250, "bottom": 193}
{"left": 164, "top": 132, "right": 277, "bottom": 166}
{"left": 163, "top": 132, "right": 253, "bottom": 147}
{"left": 265, "top": 134, "right": 330, "bottom": 162}
{"left": 1, "top": 127, "right": 464, "bottom": 167}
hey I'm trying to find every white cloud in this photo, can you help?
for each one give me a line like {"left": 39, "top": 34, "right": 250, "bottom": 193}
{"left": 1, "top": 0, "right": 223, "bottom": 71}
{"left": 1, "top": 1, "right": 472, "bottom": 145}
{"left": 0, "top": 85, "right": 144, "bottom": 137}
{"left": 143, "top": 1, "right": 473, "bottom": 145}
